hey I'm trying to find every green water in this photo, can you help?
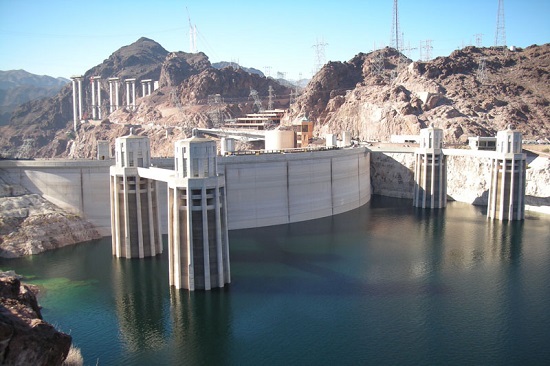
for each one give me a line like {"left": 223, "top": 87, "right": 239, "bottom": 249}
{"left": 2, "top": 196, "right": 550, "bottom": 365}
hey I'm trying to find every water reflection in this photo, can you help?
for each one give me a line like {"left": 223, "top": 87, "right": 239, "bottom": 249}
{"left": 111, "top": 257, "right": 168, "bottom": 353}
{"left": 486, "top": 219, "right": 523, "bottom": 263}
{"left": 169, "top": 288, "right": 231, "bottom": 365}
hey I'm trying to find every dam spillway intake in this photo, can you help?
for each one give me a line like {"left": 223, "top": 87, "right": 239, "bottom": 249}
{"left": 413, "top": 124, "right": 447, "bottom": 209}
{"left": 110, "top": 130, "right": 162, "bottom": 258}
{"left": 487, "top": 126, "right": 526, "bottom": 221}
{"left": 167, "top": 136, "right": 231, "bottom": 290}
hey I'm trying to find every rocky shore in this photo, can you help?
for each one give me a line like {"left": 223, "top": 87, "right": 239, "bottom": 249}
{"left": 0, "top": 177, "right": 101, "bottom": 258}
{"left": 0, "top": 271, "right": 71, "bottom": 365}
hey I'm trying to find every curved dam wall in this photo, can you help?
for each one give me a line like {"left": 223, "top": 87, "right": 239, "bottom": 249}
{"left": 220, "top": 148, "right": 371, "bottom": 230}
{"left": 0, "top": 147, "right": 371, "bottom": 235}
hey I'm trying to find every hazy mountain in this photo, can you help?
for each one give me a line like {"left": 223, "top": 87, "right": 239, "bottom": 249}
{"left": 0, "top": 70, "right": 69, "bottom": 125}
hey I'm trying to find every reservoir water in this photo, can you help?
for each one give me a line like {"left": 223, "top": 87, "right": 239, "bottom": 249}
{"left": 1, "top": 196, "right": 550, "bottom": 365}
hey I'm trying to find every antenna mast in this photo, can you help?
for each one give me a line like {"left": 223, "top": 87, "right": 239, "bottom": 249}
{"left": 187, "top": 7, "right": 197, "bottom": 53}
{"left": 390, "top": 0, "right": 401, "bottom": 51}
{"left": 495, "top": 0, "right": 506, "bottom": 47}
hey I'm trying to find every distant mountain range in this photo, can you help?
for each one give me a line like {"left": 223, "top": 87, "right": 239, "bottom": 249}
{"left": 0, "top": 70, "right": 69, "bottom": 125}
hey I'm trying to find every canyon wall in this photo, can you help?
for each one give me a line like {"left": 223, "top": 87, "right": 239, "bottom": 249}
{"left": 370, "top": 150, "right": 550, "bottom": 214}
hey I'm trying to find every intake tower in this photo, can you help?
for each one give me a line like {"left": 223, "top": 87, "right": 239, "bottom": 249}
{"left": 167, "top": 136, "right": 231, "bottom": 290}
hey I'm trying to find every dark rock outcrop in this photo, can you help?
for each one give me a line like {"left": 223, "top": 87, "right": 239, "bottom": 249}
{"left": 0, "top": 274, "right": 71, "bottom": 365}
{"left": 159, "top": 51, "right": 211, "bottom": 88}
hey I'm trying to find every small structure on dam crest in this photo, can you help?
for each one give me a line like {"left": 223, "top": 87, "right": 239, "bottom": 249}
{"left": 110, "top": 130, "right": 162, "bottom": 258}
{"left": 487, "top": 126, "right": 526, "bottom": 220}
{"left": 168, "top": 136, "right": 231, "bottom": 290}
{"left": 413, "top": 124, "right": 447, "bottom": 208}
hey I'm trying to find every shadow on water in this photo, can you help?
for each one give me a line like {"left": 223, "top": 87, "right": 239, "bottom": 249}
{"left": 229, "top": 195, "right": 450, "bottom": 298}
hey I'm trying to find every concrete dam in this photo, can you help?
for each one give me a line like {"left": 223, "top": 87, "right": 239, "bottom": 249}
{"left": 2, "top": 130, "right": 546, "bottom": 240}
{"left": 0, "top": 146, "right": 371, "bottom": 236}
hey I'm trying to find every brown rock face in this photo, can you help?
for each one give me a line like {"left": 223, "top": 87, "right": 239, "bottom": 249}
{"left": 0, "top": 274, "right": 71, "bottom": 365}
{"left": 0, "top": 37, "right": 292, "bottom": 159}
{"left": 285, "top": 44, "right": 550, "bottom": 144}
{"left": 159, "top": 51, "right": 211, "bottom": 88}
{"left": 0, "top": 176, "right": 102, "bottom": 258}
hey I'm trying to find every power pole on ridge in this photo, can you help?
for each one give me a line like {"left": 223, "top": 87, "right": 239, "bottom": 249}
{"left": 390, "top": 0, "right": 401, "bottom": 51}
{"left": 495, "top": 0, "right": 506, "bottom": 47}
{"left": 312, "top": 38, "right": 328, "bottom": 75}
{"left": 187, "top": 7, "right": 197, "bottom": 53}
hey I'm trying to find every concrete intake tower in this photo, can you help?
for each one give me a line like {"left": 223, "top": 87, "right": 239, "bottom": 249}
{"left": 110, "top": 130, "right": 162, "bottom": 258}
{"left": 413, "top": 124, "right": 447, "bottom": 209}
{"left": 168, "top": 136, "right": 231, "bottom": 290}
{"left": 487, "top": 126, "right": 526, "bottom": 220}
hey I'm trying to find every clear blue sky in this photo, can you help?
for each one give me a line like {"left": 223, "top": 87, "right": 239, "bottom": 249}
{"left": 1, "top": 0, "right": 548, "bottom": 80}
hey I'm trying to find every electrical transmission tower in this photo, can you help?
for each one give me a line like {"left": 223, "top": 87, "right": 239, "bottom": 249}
{"left": 474, "top": 33, "right": 483, "bottom": 47}
{"left": 419, "top": 40, "right": 433, "bottom": 61}
{"left": 477, "top": 57, "right": 488, "bottom": 84}
{"left": 372, "top": 50, "right": 385, "bottom": 76}
{"left": 170, "top": 87, "right": 183, "bottom": 111}
{"left": 187, "top": 7, "right": 197, "bottom": 53}
{"left": 267, "top": 85, "right": 275, "bottom": 110}
{"left": 390, "top": 0, "right": 401, "bottom": 51}
{"left": 495, "top": 0, "right": 506, "bottom": 47}
{"left": 249, "top": 88, "right": 263, "bottom": 112}
{"left": 207, "top": 94, "right": 224, "bottom": 128}
{"left": 264, "top": 66, "right": 272, "bottom": 78}
{"left": 312, "top": 38, "right": 328, "bottom": 75}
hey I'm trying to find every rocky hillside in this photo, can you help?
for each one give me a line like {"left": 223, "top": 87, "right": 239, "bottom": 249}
{"left": 212, "top": 61, "right": 264, "bottom": 77}
{"left": 0, "top": 272, "right": 72, "bottom": 365}
{"left": 0, "top": 37, "right": 291, "bottom": 159}
{"left": 0, "top": 176, "right": 101, "bottom": 258}
{"left": 2, "top": 40, "right": 548, "bottom": 159}
{"left": 0, "top": 70, "right": 69, "bottom": 126}
{"left": 284, "top": 44, "right": 550, "bottom": 143}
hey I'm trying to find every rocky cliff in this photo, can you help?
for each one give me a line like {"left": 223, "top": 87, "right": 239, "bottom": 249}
{"left": 284, "top": 45, "right": 550, "bottom": 144}
{"left": 0, "top": 272, "right": 71, "bottom": 365}
{"left": 0, "top": 176, "right": 101, "bottom": 258}
{"left": 0, "top": 37, "right": 291, "bottom": 159}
